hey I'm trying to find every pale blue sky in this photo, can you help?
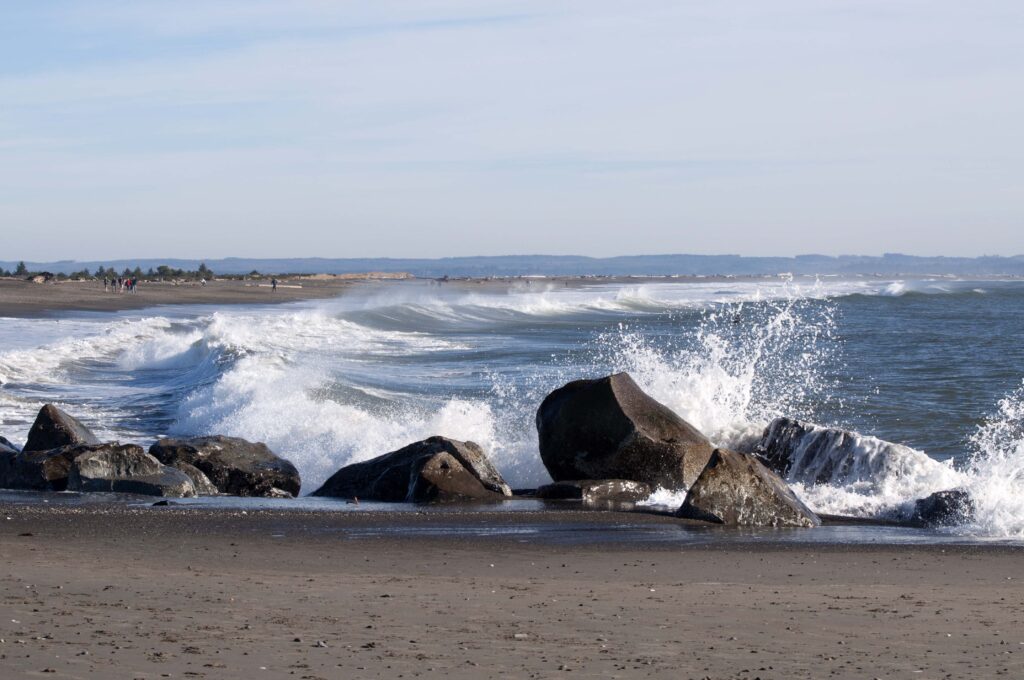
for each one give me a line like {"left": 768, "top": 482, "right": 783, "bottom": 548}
{"left": 1, "top": 1, "right": 1022, "bottom": 260}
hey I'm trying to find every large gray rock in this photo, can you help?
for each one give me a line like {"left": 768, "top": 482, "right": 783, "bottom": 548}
{"left": 0, "top": 445, "right": 86, "bottom": 491}
{"left": 23, "top": 404, "right": 100, "bottom": 452}
{"left": 167, "top": 461, "right": 219, "bottom": 496}
{"left": 0, "top": 436, "right": 20, "bottom": 455}
{"left": 677, "top": 448, "right": 821, "bottom": 527}
{"left": 911, "top": 489, "right": 974, "bottom": 527}
{"left": 312, "top": 436, "right": 512, "bottom": 503}
{"left": 68, "top": 444, "right": 196, "bottom": 497}
{"left": 149, "top": 435, "right": 300, "bottom": 497}
{"left": 536, "top": 479, "right": 652, "bottom": 505}
{"left": 536, "top": 373, "right": 714, "bottom": 490}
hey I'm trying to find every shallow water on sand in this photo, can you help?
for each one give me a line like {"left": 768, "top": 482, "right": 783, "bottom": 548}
{"left": 1, "top": 277, "right": 1023, "bottom": 539}
{"left": 0, "top": 489, "right": 1000, "bottom": 547}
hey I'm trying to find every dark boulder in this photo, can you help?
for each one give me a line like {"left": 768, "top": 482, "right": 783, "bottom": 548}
{"left": 23, "top": 404, "right": 100, "bottom": 452}
{"left": 68, "top": 444, "right": 196, "bottom": 497}
{"left": 677, "top": 448, "right": 821, "bottom": 527}
{"left": 312, "top": 436, "right": 512, "bottom": 502}
{"left": 536, "top": 479, "right": 652, "bottom": 505}
{"left": 0, "top": 446, "right": 84, "bottom": 491}
{"left": 149, "top": 435, "right": 300, "bottom": 497}
{"left": 0, "top": 444, "right": 15, "bottom": 487}
{"left": 536, "top": 373, "right": 714, "bottom": 490}
{"left": 911, "top": 489, "right": 974, "bottom": 527}
{"left": 0, "top": 436, "right": 20, "bottom": 454}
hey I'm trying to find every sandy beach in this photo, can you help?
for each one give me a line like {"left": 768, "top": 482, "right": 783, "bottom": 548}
{"left": 1, "top": 503, "right": 1021, "bottom": 679}
{"left": 0, "top": 278, "right": 355, "bottom": 317}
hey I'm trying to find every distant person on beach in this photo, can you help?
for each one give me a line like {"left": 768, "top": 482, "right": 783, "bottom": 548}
{"left": 103, "top": 277, "right": 108, "bottom": 291}
{"left": 271, "top": 278, "right": 278, "bottom": 292}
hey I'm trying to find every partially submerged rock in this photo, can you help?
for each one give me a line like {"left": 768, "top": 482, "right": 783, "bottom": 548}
{"left": 68, "top": 444, "right": 196, "bottom": 497}
{"left": 23, "top": 404, "right": 100, "bottom": 452}
{"left": 312, "top": 436, "right": 512, "bottom": 503}
{"left": 677, "top": 448, "right": 821, "bottom": 527}
{"left": 536, "top": 373, "right": 714, "bottom": 490}
{"left": 536, "top": 479, "right": 652, "bottom": 505}
{"left": 912, "top": 489, "right": 974, "bottom": 527}
{"left": 754, "top": 417, "right": 958, "bottom": 492}
{"left": 150, "top": 435, "right": 300, "bottom": 497}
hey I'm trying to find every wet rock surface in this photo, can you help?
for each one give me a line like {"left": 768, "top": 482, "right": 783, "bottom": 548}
{"left": 312, "top": 436, "right": 512, "bottom": 502}
{"left": 150, "top": 435, "right": 300, "bottom": 497}
{"left": 678, "top": 448, "right": 821, "bottom": 527}
{"left": 68, "top": 444, "right": 196, "bottom": 497}
{"left": 166, "top": 461, "right": 219, "bottom": 496}
{"left": 912, "top": 489, "right": 975, "bottom": 527}
{"left": 536, "top": 479, "right": 652, "bottom": 505}
{"left": 23, "top": 404, "right": 100, "bottom": 452}
{"left": 0, "top": 446, "right": 82, "bottom": 491}
{"left": 536, "top": 373, "right": 714, "bottom": 490}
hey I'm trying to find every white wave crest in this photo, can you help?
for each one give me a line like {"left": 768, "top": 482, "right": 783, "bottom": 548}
{"left": 961, "top": 382, "right": 1024, "bottom": 538}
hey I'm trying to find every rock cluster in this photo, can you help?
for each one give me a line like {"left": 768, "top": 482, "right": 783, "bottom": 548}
{"left": 0, "top": 404, "right": 300, "bottom": 499}
{"left": 3, "top": 375, "right": 965, "bottom": 534}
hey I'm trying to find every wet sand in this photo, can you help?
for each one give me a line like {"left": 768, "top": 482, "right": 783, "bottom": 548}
{"left": 2, "top": 504, "right": 1022, "bottom": 679}
{"left": 0, "top": 278, "right": 352, "bottom": 317}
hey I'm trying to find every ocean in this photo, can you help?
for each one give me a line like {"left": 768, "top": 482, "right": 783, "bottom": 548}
{"left": 1, "top": 276, "right": 1022, "bottom": 539}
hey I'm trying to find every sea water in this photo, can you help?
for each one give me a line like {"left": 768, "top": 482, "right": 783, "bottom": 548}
{"left": 1, "top": 277, "right": 1022, "bottom": 540}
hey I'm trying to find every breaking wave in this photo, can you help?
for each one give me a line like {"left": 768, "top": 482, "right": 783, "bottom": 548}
{"left": 0, "top": 278, "right": 1021, "bottom": 538}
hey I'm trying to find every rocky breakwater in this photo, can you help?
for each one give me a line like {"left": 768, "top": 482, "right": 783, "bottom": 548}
{"left": 313, "top": 436, "right": 511, "bottom": 503}
{"left": 1, "top": 404, "right": 300, "bottom": 498}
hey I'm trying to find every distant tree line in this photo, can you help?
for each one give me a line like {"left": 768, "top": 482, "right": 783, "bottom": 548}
{"left": 1, "top": 261, "right": 223, "bottom": 281}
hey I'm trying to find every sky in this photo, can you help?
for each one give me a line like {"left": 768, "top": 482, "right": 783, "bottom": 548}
{"left": 1, "top": 1, "right": 1022, "bottom": 261}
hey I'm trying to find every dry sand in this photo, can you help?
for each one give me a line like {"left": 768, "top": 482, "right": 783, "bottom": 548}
{"left": 0, "top": 278, "right": 353, "bottom": 317}
{"left": 1, "top": 504, "right": 1022, "bottom": 679}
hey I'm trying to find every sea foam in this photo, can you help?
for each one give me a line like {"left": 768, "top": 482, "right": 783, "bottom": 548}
{"left": 0, "top": 279, "right": 1021, "bottom": 538}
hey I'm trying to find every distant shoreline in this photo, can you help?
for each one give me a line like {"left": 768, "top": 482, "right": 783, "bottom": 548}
{"left": 0, "top": 277, "right": 354, "bottom": 318}
{"left": 4, "top": 272, "right": 1023, "bottom": 318}
{"left": 5, "top": 252, "right": 1024, "bottom": 279}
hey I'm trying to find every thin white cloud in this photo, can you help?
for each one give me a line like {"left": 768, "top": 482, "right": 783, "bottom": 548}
{"left": 1, "top": 1, "right": 1023, "bottom": 259}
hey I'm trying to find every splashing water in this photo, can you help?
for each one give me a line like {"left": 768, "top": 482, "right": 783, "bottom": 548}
{"left": 961, "top": 382, "right": 1024, "bottom": 538}
{"left": 592, "top": 288, "right": 843, "bottom": 451}
{"left": 1, "top": 277, "right": 1023, "bottom": 541}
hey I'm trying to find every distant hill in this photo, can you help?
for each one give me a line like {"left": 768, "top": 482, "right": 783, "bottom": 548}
{"left": 3, "top": 254, "right": 1024, "bottom": 278}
